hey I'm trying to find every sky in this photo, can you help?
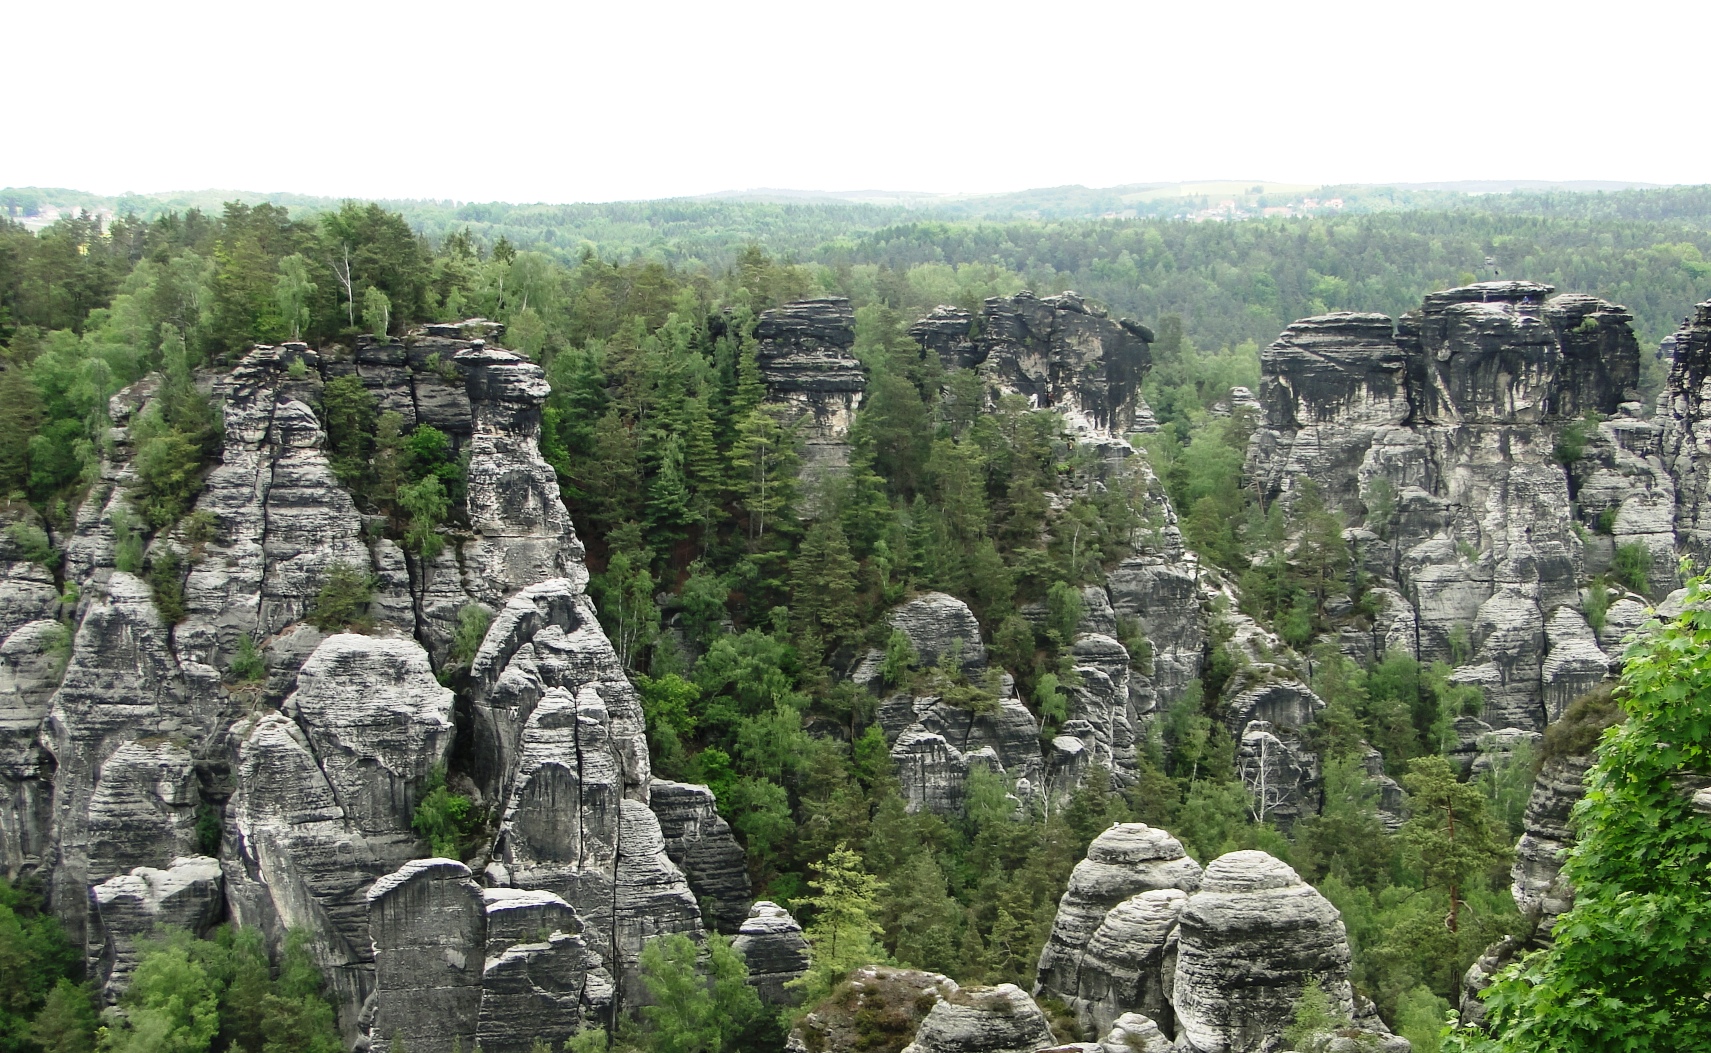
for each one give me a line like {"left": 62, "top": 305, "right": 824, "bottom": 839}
{"left": 9, "top": 0, "right": 1709, "bottom": 203}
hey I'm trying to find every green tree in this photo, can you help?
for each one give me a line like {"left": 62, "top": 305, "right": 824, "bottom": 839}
{"left": 318, "top": 375, "right": 375, "bottom": 487}
{"left": 1, "top": 879, "right": 81, "bottom": 1053}
{"left": 631, "top": 933, "right": 765, "bottom": 1053}
{"left": 273, "top": 255, "right": 315, "bottom": 342}
{"left": 1399, "top": 756, "right": 1510, "bottom": 934}
{"left": 397, "top": 476, "right": 449, "bottom": 560}
{"left": 308, "top": 561, "right": 375, "bottom": 632}
{"left": 790, "top": 521, "right": 860, "bottom": 652}
{"left": 796, "top": 844, "right": 886, "bottom": 998}
{"left": 1449, "top": 571, "right": 1711, "bottom": 1052}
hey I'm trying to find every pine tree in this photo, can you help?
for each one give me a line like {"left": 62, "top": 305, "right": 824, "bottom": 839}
{"left": 797, "top": 844, "right": 886, "bottom": 997}
{"left": 730, "top": 407, "right": 798, "bottom": 541}
{"left": 791, "top": 521, "right": 860, "bottom": 652}
{"left": 1399, "top": 755, "right": 1509, "bottom": 934}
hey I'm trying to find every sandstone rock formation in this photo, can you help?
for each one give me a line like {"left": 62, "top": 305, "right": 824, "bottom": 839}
{"left": 1247, "top": 283, "right": 1643, "bottom": 733}
{"left": 756, "top": 298, "right": 866, "bottom": 477}
{"left": 733, "top": 900, "right": 809, "bottom": 1005}
{"left": 1034, "top": 824, "right": 1202, "bottom": 1021}
{"left": 16, "top": 321, "right": 728, "bottom": 1046}
{"left": 899, "top": 984, "right": 1056, "bottom": 1053}
{"left": 1172, "top": 851, "right": 1354, "bottom": 1053}
{"left": 908, "top": 292, "right": 1153, "bottom": 447}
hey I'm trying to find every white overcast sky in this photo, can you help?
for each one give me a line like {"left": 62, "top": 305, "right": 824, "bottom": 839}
{"left": 8, "top": 0, "right": 1707, "bottom": 203}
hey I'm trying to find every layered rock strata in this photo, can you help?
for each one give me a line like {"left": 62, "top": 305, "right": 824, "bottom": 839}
{"left": 1247, "top": 283, "right": 1645, "bottom": 733}
{"left": 909, "top": 292, "right": 1154, "bottom": 446}
{"left": 1172, "top": 851, "right": 1354, "bottom": 1053}
{"left": 733, "top": 900, "right": 810, "bottom": 1005}
{"left": 755, "top": 298, "right": 866, "bottom": 477}
{"left": 19, "top": 322, "right": 727, "bottom": 1049}
{"left": 898, "top": 984, "right": 1056, "bottom": 1053}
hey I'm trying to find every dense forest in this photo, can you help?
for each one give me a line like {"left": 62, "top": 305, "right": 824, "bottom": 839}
{"left": 2, "top": 185, "right": 1707, "bottom": 1053}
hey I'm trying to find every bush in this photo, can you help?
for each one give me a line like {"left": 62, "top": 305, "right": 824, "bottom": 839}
{"left": 226, "top": 634, "right": 266, "bottom": 683}
{"left": 147, "top": 548, "right": 186, "bottom": 624}
{"left": 447, "top": 604, "right": 492, "bottom": 670}
{"left": 397, "top": 476, "right": 448, "bottom": 560}
{"left": 307, "top": 562, "right": 375, "bottom": 632}
{"left": 1, "top": 877, "right": 82, "bottom": 1053}
{"left": 411, "top": 766, "right": 477, "bottom": 858}
{"left": 5, "top": 522, "right": 58, "bottom": 569}
{"left": 1612, "top": 541, "right": 1651, "bottom": 595}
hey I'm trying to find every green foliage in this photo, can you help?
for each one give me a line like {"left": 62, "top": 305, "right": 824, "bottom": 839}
{"left": 95, "top": 927, "right": 340, "bottom": 1053}
{"left": 1448, "top": 572, "right": 1711, "bottom": 1052}
{"left": 1612, "top": 541, "right": 1651, "bottom": 595}
{"left": 1551, "top": 412, "right": 1599, "bottom": 467}
{"left": 1399, "top": 756, "right": 1511, "bottom": 935}
{"left": 318, "top": 375, "right": 375, "bottom": 488}
{"left": 1582, "top": 580, "right": 1609, "bottom": 634}
{"left": 226, "top": 634, "right": 266, "bottom": 683}
{"left": 630, "top": 933, "right": 769, "bottom": 1053}
{"left": 1282, "top": 979, "right": 1346, "bottom": 1051}
{"left": 5, "top": 522, "right": 58, "bottom": 569}
{"left": 447, "top": 604, "right": 492, "bottom": 671}
{"left": 1, "top": 879, "right": 82, "bottom": 1053}
{"left": 147, "top": 548, "right": 186, "bottom": 625}
{"left": 307, "top": 561, "right": 375, "bottom": 633}
{"left": 411, "top": 766, "right": 478, "bottom": 859}
{"left": 396, "top": 476, "right": 448, "bottom": 560}
{"left": 795, "top": 845, "right": 887, "bottom": 1002}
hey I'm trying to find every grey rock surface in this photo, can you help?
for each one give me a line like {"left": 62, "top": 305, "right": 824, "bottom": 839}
{"left": 899, "top": 983, "right": 1056, "bottom": 1053}
{"left": 1172, "top": 851, "right": 1354, "bottom": 1053}
{"left": 367, "top": 859, "right": 486, "bottom": 1053}
{"left": 1072, "top": 888, "right": 1187, "bottom": 1039}
{"left": 756, "top": 298, "right": 865, "bottom": 478}
{"left": 890, "top": 593, "right": 987, "bottom": 675}
{"left": 1035, "top": 824, "right": 1202, "bottom": 1010}
{"left": 92, "top": 855, "right": 223, "bottom": 1001}
{"left": 648, "top": 780, "right": 752, "bottom": 934}
{"left": 733, "top": 900, "right": 810, "bottom": 1005}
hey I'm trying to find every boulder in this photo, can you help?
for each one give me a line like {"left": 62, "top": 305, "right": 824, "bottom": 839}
{"left": 890, "top": 593, "right": 987, "bottom": 675}
{"left": 648, "top": 780, "right": 752, "bottom": 934}
{"left": 1035, "top": 824, "right": 1201, "bottom": 1009}
{"left": 91, "top": 855, "right": 222, "bottom": 1001}
{"left": 899, "top": 984, "right": 1056, "bottom": 1053}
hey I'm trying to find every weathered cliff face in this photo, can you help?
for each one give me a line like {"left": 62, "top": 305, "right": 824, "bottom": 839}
{"left": 1660, "top": 301, "right": 1711, "bottom": 561}
{"left": 15, "top": 323, "right": 743, "bottom": 1051}
{"left": 909, "top": 292, "right": 1155, "bottom": 446}
{"left": 1034, "top": 835, "right": 1362, "bottom": 1053}
{"left": 732, "top": 900, "right": 809, "bottom": 1005}
{"left": 756, "top": 298, "right": 866, "bottom": 478}
{"left": 1247, "top": 282, "right": 1645, "bottom": 733}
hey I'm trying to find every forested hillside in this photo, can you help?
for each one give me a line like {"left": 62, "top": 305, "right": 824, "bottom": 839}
{"left": 2, "top": 187, "right": 1709, "bottom": 1053}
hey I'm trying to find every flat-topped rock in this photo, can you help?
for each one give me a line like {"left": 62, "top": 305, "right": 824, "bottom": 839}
{"left": 733, "top": 900, "right": 809, "bottom": 1004}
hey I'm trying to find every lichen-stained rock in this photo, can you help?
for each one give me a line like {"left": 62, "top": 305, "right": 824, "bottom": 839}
{"left": 1035, "top": 824, "right": 1202, "bottom": 1009}
{"left": 899, "top": 983, "right": 1056, "bottom": 1053}
{"left": 1104, "top": 555, "right": 1204, "bottom": 707}
{"left": 1172, "top": 851, "right": 1354, "bottom": 1053}
{"left": 223, "top": 710, "right": 407, "bottom": 1035}
{"left": 86, "top": 740, "right": 202, "bottom": 882}
{"left": 649, "top": 780, "right": 752, "bottom": 934}
{"left": 893, "top": 728, "right": 970, "bottom": 815}
{"left": 493, "top": 686, "right": 697, "bottom": 998}
{"left": 755, "top": 298, "right": 865, "bottom": 477}
{"left": 43, "top": 572, "right": 190, "bottom": 943}
{"left": 1, "top": 619, "right": 66, "bottom": 878}
{"left": 366, "top": 859, "right": 486, "bottom": 1053}
{"left": 283, "top": 634, "right": 455, "bottom": 836}
{"left": 468, "top": 579, "right": 649, "bottom": 804}
{"left": 1095, "top": 1013, "right": 1172, "bottom": 1053}
{"left": 455, "top": 344, "right": 586, "bottom": 603}
{"left": 890, "top": 593, "right": 987, "bottom": 675}
{"left": 1067, "top": 634, "right": 1138, "bottom": 784}
{"left": 1511, "top": 752, "right": 1596, "bottom": 936}
{"left": 91, "top": 855, "right": 222, "bottom": 1001}
{"left": 791, "top": 966, "right": 957, "bottom": 1053}
{"left": 1072, "top": 888, "right": 1188, "bottom": 1040}
{"left": 478, "top": 888, "right": 599, "bottom": 1053}
{"left": 733, "top": 900, "right": 810, "bottom": 1005}
{"left": 911, "top": 291, "right": 1153, "bottom": 447}
{"left": 1661, "top": 301, "right": 1711, "bottom": 561}
{"left": 1247, "top": 282, "right": 1644, "bottom": 733}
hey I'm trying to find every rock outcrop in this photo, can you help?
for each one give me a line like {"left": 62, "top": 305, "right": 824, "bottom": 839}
{"left": 21, "top": 321, "right": 724, "bottom": 1044}
{"left": 1034, "top": 824, "right": 1202, "bottom": 1023}
{"left": 756, "top": 298, "right": 866, "bottom": 478}
{"left": 1247, "top": 283, "right": 1644, "bottom": 733}
{"left": 899, "top": 984, "right": 1056, "bottom": 1053}
{"left": 909, "top": 292, "right": 1154, "bottom": 447}
{"left": 1172, "top": 852, "right": 1354, "bottom": 1053}
{"left": 733, "top": 900, "right": 809, "bottom": 1005}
